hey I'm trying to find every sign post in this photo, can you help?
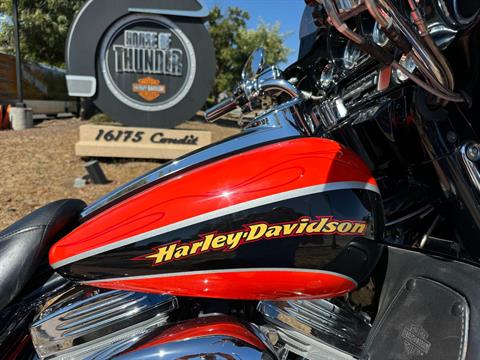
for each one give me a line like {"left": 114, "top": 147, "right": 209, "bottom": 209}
{"left": 10, "top": 0, "right": 34, "bottom": 130}
{"left": 12, "top": 0, "right": 24, "bottom": 107}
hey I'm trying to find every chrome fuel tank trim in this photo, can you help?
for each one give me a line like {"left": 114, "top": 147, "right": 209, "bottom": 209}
{"left": 80, "top": 99, "right": 306, "bottom": 219}
{"left": 30, "top": 286, "right": 177, "bottom": 359}
{"left": 459, "top": 142, "right": 480, "bottom": 193}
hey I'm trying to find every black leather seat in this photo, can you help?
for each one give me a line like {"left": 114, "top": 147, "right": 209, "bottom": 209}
{"left": 0, "top": 199, "right": 86, "bottom": 310}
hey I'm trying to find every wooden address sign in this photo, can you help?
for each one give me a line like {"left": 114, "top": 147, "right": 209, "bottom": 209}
{"left": 75, "top": 124, "right": 212, "bottom": 160}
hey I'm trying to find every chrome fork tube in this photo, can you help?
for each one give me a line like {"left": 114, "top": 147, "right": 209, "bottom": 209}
{"left": 407, "top": 0, "right": 455, "bottom": 89}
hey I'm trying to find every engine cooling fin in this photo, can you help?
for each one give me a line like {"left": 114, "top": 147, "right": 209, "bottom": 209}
{"left": 30, "top": 285, "right": 177, "bottom": 359}
{"left": 258, "top": 299, "right": 371, "bottom": 359}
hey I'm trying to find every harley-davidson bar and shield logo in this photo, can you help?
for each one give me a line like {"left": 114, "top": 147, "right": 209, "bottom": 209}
{"left": 132, "top": 77, "right": 166, "bottom": 101}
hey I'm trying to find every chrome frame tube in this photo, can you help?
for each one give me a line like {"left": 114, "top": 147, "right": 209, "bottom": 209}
{"left": 379, "top": 0, "right": 449, "bottom": 87}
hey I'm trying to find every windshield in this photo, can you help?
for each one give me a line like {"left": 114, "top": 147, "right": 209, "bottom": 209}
{"left": 298, "top": 5, "right": 319, "bottom": 60}
{"left": 299, "top": 5, "right": 317, "bottom": 40}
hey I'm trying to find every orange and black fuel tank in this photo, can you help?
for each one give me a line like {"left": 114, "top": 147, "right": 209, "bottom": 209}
{"left": 50, "top": 136, "right": 384, "bottom": 300}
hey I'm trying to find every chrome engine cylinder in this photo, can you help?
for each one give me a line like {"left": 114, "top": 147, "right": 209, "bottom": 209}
{"left": 30, "top": 285, "right": 177, "bottom": 359}
{"left": 258, "top": 299, "right": 371, "bottom": 360}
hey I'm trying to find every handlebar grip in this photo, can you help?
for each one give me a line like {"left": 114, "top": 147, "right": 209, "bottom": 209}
{"left": 204, "top": 97, "right": 238, "bottom": 122}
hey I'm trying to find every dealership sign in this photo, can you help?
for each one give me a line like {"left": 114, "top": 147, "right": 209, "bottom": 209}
{"left": 101, "top": 15, "right": 195, "bottom": 112}
{"left": 66, "top": 0, "right": 215, "bottom": 128}
{"left": 76, "top": 124, "right": 212, "bottom": 160}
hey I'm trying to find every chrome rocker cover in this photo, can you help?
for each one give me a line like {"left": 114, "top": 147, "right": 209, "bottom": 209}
{"left": 30, "top": 286, "right": 177, "bottom": 359}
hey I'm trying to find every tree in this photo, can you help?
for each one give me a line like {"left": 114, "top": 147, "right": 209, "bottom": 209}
{"left": 0, "top": 0, "right": 85, "bottom": 67}
{"left": 0, "top": 2, "right": 290, "bottom": 94}
{"left": 207, "top": 6, "right": 291, "bottom": 100}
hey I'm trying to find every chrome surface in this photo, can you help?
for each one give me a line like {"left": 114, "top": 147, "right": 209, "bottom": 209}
{"left": 427, "top": 21, "right": 458, "bottom": 49}
{"left": 203, "top": 95, "right": 238, "bottom": 122}
{"left": 341, "top": 71, "right": 378, "bottom": 103}
{"left": 311, "top": 98, "right": 347, "bottom": 130}
{"left": 314, "top": 70, "right": 380, "bottom": 131}
{"left": 342, "top": 41, "right": 363, "bottom": 70}
{"left": 335, "top": 0, "right": 362, "bottom": 12}
{"left": 257, "top": 77, "right": 303, "bottom": 100}
{"left": 384, "top": 0, "right": 448, "bottom": 88}
{"left": 273, "top": 329, "right": 355, "bottom": 360}
{"left": 242, "top": 47, "right": 266, "bottom": 80}
{"left": 113, "top": 335, "right": 277, "bottom": 360}
{"left": 258, "top": 299, "right": 371, "bottom": 359}
{"left": 452, "top": 0, "right": 480, "bottom": 24}
{"left": 30, "top": 285, "right": 177, "bottom": 359}
{"left": 206, "top": 54, "right": 301, "bottom": 123}
{"left": 363, "top": 0, "right": 459, "bottom": 101}
{"left": 109, "top": 315, "right": 277, "bottom": 359}
{"left": 394, "top": 54, "right": 417, "bottom": 83}
{"left": 82, "top": 100, "right": 305, "bottom": 220}
{"left": 466, "top": 143, "right": 480, "bottom": 162}
{"left": 436, "top": 0, "right": 480, "bottom": 26}
{"left": 319, "top": 63, "right": 336, "bottom": 89}
{"left": 372, "top": 21, "right": 389, "bottom": 47}
{"left": 243, "top": 99, "right": 306, "bottom": 132}
{"left": 460, "top": 142, "right": 480, "bottom": 193}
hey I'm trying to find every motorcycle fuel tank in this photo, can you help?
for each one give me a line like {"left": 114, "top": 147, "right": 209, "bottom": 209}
{"left": 50, "top": 137, "right": 383, "bottom": 300}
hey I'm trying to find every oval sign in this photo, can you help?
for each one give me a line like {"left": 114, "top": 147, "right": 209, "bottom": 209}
{"left": 101, "top": 15, "right": 196, "bottom": 112}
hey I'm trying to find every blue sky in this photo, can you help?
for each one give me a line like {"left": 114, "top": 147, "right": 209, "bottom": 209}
{"left": 1, "top": 2, "right": 306, "bottom": 65}
{"left": 202, "top": 0, "right": 306, "bottom": 65}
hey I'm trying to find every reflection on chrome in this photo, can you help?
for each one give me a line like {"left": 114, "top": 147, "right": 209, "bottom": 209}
{"left": 114, "top": 335, "right": 276, "bottom": 360}
{"left": 30, "top": 285, "right": 177, "bottom": 359}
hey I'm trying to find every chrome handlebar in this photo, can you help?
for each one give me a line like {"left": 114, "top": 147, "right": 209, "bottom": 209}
{"left": 204, "top": 96, "right": 239, "bottom": 122}
{"left": 205, "top": 66, "right": 302, "bottom": 123}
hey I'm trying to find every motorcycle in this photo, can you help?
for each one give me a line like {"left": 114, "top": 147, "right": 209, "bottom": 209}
{"left": 2, "top": 0, "right": 480, "bottom": 358}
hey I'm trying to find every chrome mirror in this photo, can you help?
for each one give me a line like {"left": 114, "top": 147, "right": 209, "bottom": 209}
{"left": 242, "top": 48, "right": 266, "bottom": 80}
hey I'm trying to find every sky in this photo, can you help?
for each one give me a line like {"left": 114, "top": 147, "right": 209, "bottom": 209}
{"left": 202, "top": 0, "right": 306, "bottom": 66}
{"left": 0, "top": 1, "right": 306, "bottom": 65}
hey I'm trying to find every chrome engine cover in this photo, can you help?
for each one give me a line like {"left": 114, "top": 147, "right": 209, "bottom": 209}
{"left": 31, "top": 286, "right": 371, "bottom": 359}
{"left": 30, "top": 285, "right": 177, "bottom": 359}
{"left": 111, "top": 315, "right": 276, "bottom": 360}
{"left": 258, "top": 299, "right": 371, "bottom": 360}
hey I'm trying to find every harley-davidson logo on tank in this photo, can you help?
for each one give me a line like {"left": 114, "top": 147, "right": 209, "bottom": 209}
{"left": 136, "top": 216, "right": 368, "bottom": 266}
{"left": 66, "top": 0, "right": 215, "bottom": 128}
